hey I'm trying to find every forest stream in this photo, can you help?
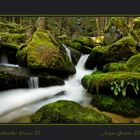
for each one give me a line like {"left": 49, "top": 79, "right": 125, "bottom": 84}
{"left": 0, "top": 46, "right": 140, "bottom": 123}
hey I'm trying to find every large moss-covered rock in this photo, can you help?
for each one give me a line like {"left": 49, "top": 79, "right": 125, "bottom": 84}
{"left": 85, "top": 45, "right": 109, "bottom": 70}
{"left": 99, "top": 36, "right": 137, "bottom": 69}
{"left": 32, "top": 100, "right": 111, "bottom": 123}
{"left": 91, "top": 94, "right": 140, "bottom": 117}
{"left": 103, "top": 62, "right": 127, "bottom": 72}
{"left": 104, "top": 17, "right": 130, "bottom": 45}
{"left": 17, "top": 30, "right": 76, "bottom": 76}
{"left": 82, "top": 72, "right": 140, "bottom": 98}
{"left": 126, "top": 54, "right": 140, "bottom": 72}
{"left": 85, "top": 36, "right": 136, "bottom": 70}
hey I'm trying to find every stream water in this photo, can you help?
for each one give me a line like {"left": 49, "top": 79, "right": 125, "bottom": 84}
{"left": 1, "top": 46, "right": 139, "bottom": 123}
{"left": 0, "top": 48, "right": 93, "bottom": 123}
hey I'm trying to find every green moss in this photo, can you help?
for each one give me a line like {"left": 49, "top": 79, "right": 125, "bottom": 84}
{"left": 103, "top": 62, "right": 127, "bottom": 72}
{"left": 82, "top": 72, "right": 140, "bottom": 97}
{"left": 32, "top": 100, "right": 111, "bottom": 123}
{"left": 0, "top": 22, "right": 25, "bottom": 33}
{"left": 91, "top": 94, "right": 140, "bottom": 117}
{"left": 0, "top": 32, "right": 27, "bottom": 49}
{"left": 126, "top": 54, "right": 140, "bottom": 72}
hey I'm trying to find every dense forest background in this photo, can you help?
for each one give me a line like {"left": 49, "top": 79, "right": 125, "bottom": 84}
{"left": 0, "top": 16, "right": 135, "bottom": 37}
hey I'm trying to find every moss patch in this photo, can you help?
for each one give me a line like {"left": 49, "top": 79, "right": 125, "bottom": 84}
{"left": 32, "top": 100, "right": 111, "bottom": 123}
{"left": 103, "top": 62, "right": 127, "bottom": 72}
{"left": 0, "top": 32, "right": 27, "bottom": 49}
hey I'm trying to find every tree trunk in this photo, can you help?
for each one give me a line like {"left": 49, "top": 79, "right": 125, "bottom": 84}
{"left": 36, "top": 17, "right": 47, "bottom": 30}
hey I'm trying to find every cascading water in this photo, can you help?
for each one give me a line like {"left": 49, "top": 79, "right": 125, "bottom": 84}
{"left": 62, "top": 44, "right": 72, "bottom": 61}
{"left": 28, "top": 77, "right": 39, "bottom": 89}
{"left": 0, "top": 47, "right": 94, "bottom": 123}
{"left": 0, "top": 52, "right": 8, "bottom": 64}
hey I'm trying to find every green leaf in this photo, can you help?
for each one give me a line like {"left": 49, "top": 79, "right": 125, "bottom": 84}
{"left": 121, "top": 80, "right": 124, "bottom": 87}
{"left": 111, "top": 86, "right": 114, "bottom": 91}
{"left": 122, "top": 87, "right": 126, "bottom": 97}
{"left": 117, "top": 87, "right": 121, "bottom": 92}
{"left": 114, "top": 88, "right": 118, "bottom": 96}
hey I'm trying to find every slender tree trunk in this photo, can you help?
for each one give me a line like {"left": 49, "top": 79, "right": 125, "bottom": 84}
{"left": 36, "top": 17, "right": 47, "bottom": 30}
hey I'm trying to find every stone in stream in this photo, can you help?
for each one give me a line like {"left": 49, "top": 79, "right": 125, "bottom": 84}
{"left": 32, "top": 100, "right": 111, "bottom": 123}
{"left": 0, "top": 66, "right": 64, "bottom": 91}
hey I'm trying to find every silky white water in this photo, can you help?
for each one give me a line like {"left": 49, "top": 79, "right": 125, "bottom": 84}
{"left": 0, "top": 48, "right": 94, "bottom": 123}
{"left": 28, "top": 77, "right": 39, "bottom": 89}
{"left": 62, "top": 44, "right": 72, "bottom": 61}
{"left": 0, "top": 52, "right": 8, "bottom": 64}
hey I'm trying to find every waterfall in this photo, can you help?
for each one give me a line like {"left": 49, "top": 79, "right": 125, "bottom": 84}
{"left": 28, "top": 77, "right": 39, "bottom": 89}
{"left": 62, "top": 44, "right": 72, "bottom": 61}
{"left": 0, "top": 47, "right": 94, "bottom": 123}
{"left": 0, "top": 52, "right": 8, "bottom": 64}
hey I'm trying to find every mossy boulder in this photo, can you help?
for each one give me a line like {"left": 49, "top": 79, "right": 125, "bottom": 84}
{"left": 99, "top": 36, "right": 137, "bottom": 70}
{"left": 32, "top": 100, "right": 111, "bottom": 123}
{"left": 91, "top": 94, "right": 140, "bottom": 117}
{"left": 85, "top": 36, "right": 136, "bottom": 70}
{"left": 103, "top": 62, "right": 127, "bottom": 72}
{"left": 126, "top": 54, "right": 140, "bottom": 72}
{"left": 104, "top": 17, "right": 130, "bottom": 45}
{"left": 85, "top": 45, "right": 109, "bottom": 70}
{"left": 17, "top": 30, "right": 76, "bottom": 76}
{"left": 65, "top": 36, "right": 94, "bottom": 54}
{"left": 82, "top": 72, "right": 140, "bottom": 98}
